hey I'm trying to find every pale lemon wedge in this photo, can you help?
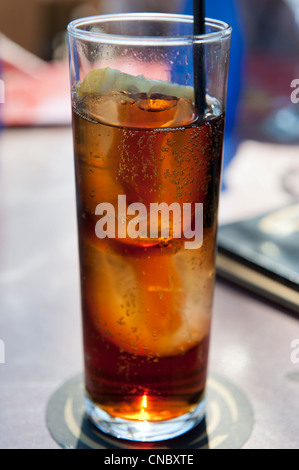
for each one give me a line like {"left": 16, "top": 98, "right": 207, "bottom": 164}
{"left": 77, "top": 67, "right": 194, "bottom": 101}
{"left": 86, "top": 248, "right": 209, "bottom": 357}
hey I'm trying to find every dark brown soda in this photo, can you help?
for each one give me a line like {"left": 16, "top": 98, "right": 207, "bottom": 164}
{"left": 72, "top": 90, "right": 224, "bottom": 421}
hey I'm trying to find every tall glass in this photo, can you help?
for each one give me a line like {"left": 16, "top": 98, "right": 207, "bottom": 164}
{"left": 67, "top": 14, "right": 231, "bottom": 442}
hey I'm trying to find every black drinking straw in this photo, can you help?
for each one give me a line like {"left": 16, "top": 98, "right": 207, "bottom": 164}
{"left": 193, "top": 0, "right": 206, "bottom": 116}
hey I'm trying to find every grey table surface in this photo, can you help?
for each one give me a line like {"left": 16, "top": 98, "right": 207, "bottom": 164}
{"left": 0, "top": 126, "right": 298, "bottom": 449}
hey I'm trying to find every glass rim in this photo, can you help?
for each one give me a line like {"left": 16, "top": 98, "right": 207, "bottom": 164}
{"left": 67, "top": 13, "right": 232, "bottom": 45}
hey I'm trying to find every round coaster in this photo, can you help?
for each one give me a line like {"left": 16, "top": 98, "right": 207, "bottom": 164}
{"left": 46, "top": 372, "right": 253, "bottom": 449}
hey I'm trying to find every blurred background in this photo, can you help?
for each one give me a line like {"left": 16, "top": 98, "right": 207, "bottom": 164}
{"left": 0, "top": 1, "right": 298, "bottom": 450}
{"left": 1, "top": 0, "right": 299, "bottom": 154}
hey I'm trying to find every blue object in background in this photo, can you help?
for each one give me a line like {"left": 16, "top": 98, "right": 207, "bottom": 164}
{"left": 179, "top": 0, "right": 246, "bottom": 181}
